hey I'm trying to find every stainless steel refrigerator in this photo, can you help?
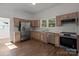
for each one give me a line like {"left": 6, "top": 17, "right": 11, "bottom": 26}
{"left": 20, "top": 22, "right": 30, "bottom": 41}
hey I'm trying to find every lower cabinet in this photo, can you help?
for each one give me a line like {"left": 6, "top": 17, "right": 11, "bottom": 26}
{"left": 13, "top": 32, "right": 21, "bottom": 43}
{"left": 31, "top": 31, "right": 56, "bottom": 44}
{"left": 31, "top": 31, "right": 48, "bottom": 43}
{"left": 55, "top": 33, "right": 60, "bottom": 47}
{"left": 41, "top": 32, "right": 48, "bottom": 43}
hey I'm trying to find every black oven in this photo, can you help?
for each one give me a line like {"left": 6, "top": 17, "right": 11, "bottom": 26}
{"left": 60, "top": 32, "right": 77, "bottom": 49}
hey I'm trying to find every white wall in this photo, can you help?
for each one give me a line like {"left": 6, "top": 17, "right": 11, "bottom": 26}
{"left": 35, "top": 3, "right": 79, "bottom": 19}
{"left": 0, "top": 9, "right": 33, "bottom": 41}
{"left": 34, "top": 3, "right": 79, "bottom": 33}
{"left": 61, "top": 23, "right": 77, "bottom": 33}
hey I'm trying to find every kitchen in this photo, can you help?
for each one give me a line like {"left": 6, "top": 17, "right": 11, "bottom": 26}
{"left": 0, "top": 3, "right": 79, "bottom": 56}
{"left": 13, "top": 12, "right": 79, "bottom": 55}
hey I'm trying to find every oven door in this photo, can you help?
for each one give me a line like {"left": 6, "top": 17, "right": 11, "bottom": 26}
{"left": 60, "top": 36, "right": 77, "bottom": 49}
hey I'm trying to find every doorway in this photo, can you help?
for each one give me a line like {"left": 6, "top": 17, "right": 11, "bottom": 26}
{"left": 0, "top": 17, "right": 10, "bottom": 44}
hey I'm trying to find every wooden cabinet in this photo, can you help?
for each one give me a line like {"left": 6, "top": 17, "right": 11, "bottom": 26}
{"left": 31, "top": 31, "right": 56, "bottom": 44}
{"left": 14, "top": 18, "right": 40, "bottom": 28}
{"left": 40, "top": 32, "right": 48, "bottom": 43}
{"left": 34, "top": 32, "right": 41, "bottom": 40}
{"left": 30, "top": 20, "right": 40, "bottom": 28}
{"left": 56, "top": 16, "right": 62, "bottom": 26}
{"left": 34, "top": 20, "right": 40, "bottom": 27}
{"left": 56, "top": 12, "right": 78, "bottom": 26}
{"left": 14, "top": 18, "right": 21, "bottom": 27}
{"left": 77, "top": 12, "right": 79, "bottom": 25}
{"left": 31, "top": 32, "right": 40, "bottom": 40}
{"left": 55, "top": 33, "right": 60, "bottom": 47}
{"left": 31, "top": 31, "right": 48, "bottom": 43}
{"left": 61, "top": 12, "right": 77, "bottom": 20}
{"left": 30, "top": 20, "right": 34, "bottom": 27}
{"left": 31, "top": 32, "right": 40, "bottom": 41}
{"left": 14, "top": 18, "right": 27, "bottom": 27}
{"left": 13, "top": 32, "right": 20, "bottom": 43}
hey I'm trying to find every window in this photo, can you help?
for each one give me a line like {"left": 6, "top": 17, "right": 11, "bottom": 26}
{"left": 41, "top": 20, "right": 47, "bottom": 27}
{"left": 0, "top": 22, "right": 8, "bottom": 29}
{"left": 0, "top": 22, "right": 5, "bottom": 29}
{"left": 48, "top": 18, "right": 55, "bottom": 27}
{"left": 40, "top": 18, "right": 56, "bottom": 28}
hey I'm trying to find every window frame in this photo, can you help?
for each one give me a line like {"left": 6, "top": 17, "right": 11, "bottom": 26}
{"left": 40, "top": 18, "right": 56, "bottom": 28}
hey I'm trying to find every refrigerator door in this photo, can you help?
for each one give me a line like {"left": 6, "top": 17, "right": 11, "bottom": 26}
{"left": 21, "top": 22, "right": 30, "bottom": 41}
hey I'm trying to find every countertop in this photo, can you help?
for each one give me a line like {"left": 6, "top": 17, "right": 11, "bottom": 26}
{"left": 30, "top": 30, "right": 60, "bottom": 34}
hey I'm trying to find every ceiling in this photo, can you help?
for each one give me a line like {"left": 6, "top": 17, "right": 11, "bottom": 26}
{"left": 0, "top": 3, "right": 61, "bottom": 14}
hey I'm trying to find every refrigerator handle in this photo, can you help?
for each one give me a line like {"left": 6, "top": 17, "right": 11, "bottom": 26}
{"left": 18, "top": 21, "right": 21, "bottom": 31}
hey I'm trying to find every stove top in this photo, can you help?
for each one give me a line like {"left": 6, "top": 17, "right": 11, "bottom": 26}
{"left": 60, "top": 32, "right": 77, "bottom": 39}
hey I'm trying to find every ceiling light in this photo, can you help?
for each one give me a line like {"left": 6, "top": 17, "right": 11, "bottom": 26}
{"left": 32, "top": 3, "right": 36, "bottom": 5}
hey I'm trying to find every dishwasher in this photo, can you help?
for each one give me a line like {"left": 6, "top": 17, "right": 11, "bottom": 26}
{"left": 47, "top": 32, "right": 55, "bottom": 44}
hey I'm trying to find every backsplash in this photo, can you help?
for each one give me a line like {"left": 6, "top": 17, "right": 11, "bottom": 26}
{"left": 61, "top": 23, "right": 77, "bottom": 33}
{"left": 34, "top": 27, "right": 61, "bottom": 33}
{"left": 33, "top": 23, "right": 77, "bottom": 33}
{"left": 14, "top": 20, "right": 78, "bottom": 34}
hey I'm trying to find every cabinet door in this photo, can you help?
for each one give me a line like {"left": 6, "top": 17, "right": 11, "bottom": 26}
{"left": 55, "top": 33, "right": 60, "bottom": 47}
{"left": 56, "top": 12, "right": 78, "bottom": 26}
{"left": 77, "top": 12, "right": 79, "bottom": 25}
{"left": 31, "top": 20, "right": 40, "bottom": 28}
{"left": 31, "top": 32, "right": 40, "bottom": 40}
{"left": 34, "top": 20, "right": 40, "bottom": 27}
{"left": 30, "top": 32, "right": 33, "bottom": 39}
{"left": 30, "top": 20, "right": 34, "bottom": 27}
{"left": 40, "top": 32, "right": 48, "bottom": 43}
{"left": 36, "top": 32, "right": 41, "bottom": 40}
{"left": 61, "top": 12, "right": 77, "bottom": 20}
{"left": 68, "top": 12, "right": 77, "bottom": 19}
{"left": 34, "top": 32, "right": 38, "bottom": 40}
{"left": 31, "top": 32, "right": 36, "bottom": 39}
{"left": 56, "top": 16, "right": 61, "bottom": 26}
{"left": 14, "top": 18, "right": 20, "bottom": 27}
{"left": 14, "top": 32, "right": 20, "bottom": 43}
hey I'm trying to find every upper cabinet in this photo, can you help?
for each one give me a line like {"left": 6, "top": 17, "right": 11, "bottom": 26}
{"left": 56, "top": 12, "right": 78, "bottom": 26}
{"left": 30, "top": 20, "right": 40, "bottom": 28}
{"left": 14, "top": 18, "right": 21, "bottom": 27}
{"left": 78, "top": 12, "right": 79, "bottom": 25}
{"left": 14, "top": 18, "right": 40, "bottom": 28}
{"left": 56, "top": 16, "right": 62, "bottom": 26}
